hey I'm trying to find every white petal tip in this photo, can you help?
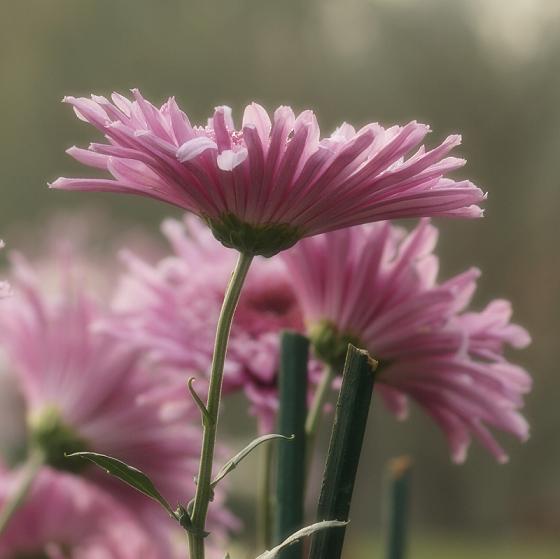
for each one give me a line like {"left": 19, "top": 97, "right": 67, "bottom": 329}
{"left": 177, "top": 137, "right": 218, "bottom": 162}
{"left": 217, "top": 148, "right": 248, "bottom": 171}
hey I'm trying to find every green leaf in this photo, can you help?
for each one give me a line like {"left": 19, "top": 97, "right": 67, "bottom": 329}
{"left": 211, "top": 433, "right": 294, "bottom": 489}
{"left": 256, "top": 520, "right": 347, "bottom": 559}
{"left": 67, "top": 451, "right": 176, "bottom": 518}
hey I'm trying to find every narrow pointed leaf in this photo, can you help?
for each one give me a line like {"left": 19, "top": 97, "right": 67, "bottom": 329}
{"left": 67, "top": 451, "right": 175, "bottom": 518}
{"left": 256, "top": 520, "right": 347, "bottom": 559}
{"left": 211, "top": 433, "right": 294, "bottom": 489}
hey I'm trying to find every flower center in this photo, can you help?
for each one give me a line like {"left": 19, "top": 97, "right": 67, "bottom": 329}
{"left": 205, "top": 213, "right": 303, "bottom": 257}
{"left": 308, "top": 320, "right": 364, "bottom": 370}
{"left": 28, "top": 406, "right": 90, "bottom": 473}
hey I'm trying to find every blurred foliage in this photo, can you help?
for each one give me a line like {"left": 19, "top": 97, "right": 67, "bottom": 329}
{"left": 1, "top": 0, "right": 559, "bottom": 552}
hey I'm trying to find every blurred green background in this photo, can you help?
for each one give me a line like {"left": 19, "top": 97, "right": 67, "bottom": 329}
{"left": 1, "top": 0, "right": 559, "bottom": 556}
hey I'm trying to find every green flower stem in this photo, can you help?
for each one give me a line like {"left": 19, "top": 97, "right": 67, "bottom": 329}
{"left": 309, "top": 345, "right": 377, "bottom": 559}
{"left": 305, "top": 365, "right": 335, "bottom": 455}
{"left": 257, "top": 441, "right": 274, "bottom": 552}
{"left": 189, "top": 252, "right": 253, "bottom": 559}
{"left": 0, "top": 447, "right": 44, "bottom": 535}
{"left": 385, "top": 456, "right": 412, "bottom": 559}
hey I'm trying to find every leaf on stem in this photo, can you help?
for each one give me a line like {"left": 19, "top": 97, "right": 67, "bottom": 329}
{"left": 256, "top": 520, "right": 347, "bottom": 559}
{"left": 211, "top": 433, "right": 294, "bottom": 489}
{"left": 187, "top": 377, "right": 211, "bottom": 426}
{"left": 66, "top": 451, "right": 176, "bottom": 518}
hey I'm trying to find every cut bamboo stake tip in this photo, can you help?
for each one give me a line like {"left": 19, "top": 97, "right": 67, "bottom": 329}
{"left": 388, "top": 456, "right": 413, "bottom": 479}
{"left": 347, "top": 344, "right": 378, "bottom": 372}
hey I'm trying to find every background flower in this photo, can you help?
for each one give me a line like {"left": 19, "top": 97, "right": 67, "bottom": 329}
{"left": 107, "top": 215, "right": 313, "bottom": 432}
{"left": 0, "top": 466, "right": 161, "bottom": 558}
{"left": 0, "top": 253, "right": 236, "bottom": 553}
{"left": 282, "top": 219, "right": 531, "bottom": 463}
{"left": 0, "top": 241, "right": 9, "bottom": 299}
{"left": 51, "top": 91, "right": 484, "bottom": 255}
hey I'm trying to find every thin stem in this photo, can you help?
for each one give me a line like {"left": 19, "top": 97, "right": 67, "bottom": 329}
{"left": 189, "top": 252, "right": 253, "bottom": 559}
{"left": 305, "top": 366, "right": 335, "bottom": 448}
{"left": 257, "top": 441, "right": 274, "bottom": 551}
{"left": 0, "top": 448, "right": 44, "bottom": 535}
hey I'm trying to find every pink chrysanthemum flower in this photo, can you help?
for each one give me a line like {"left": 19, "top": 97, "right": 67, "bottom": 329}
{"left": 51, "top": 90, "right": 485, "bottom": 256}
{"left": 282, "top": 220, "right": 532, "bottom": 463}
{"left": 0, "top": 467, "right": 161, "bottom": 558}
{"left": 0, "top": 255, "right": 235, "bottom": 551}
{"left": 106, "top": 215, "right": 308, "bottom": 431}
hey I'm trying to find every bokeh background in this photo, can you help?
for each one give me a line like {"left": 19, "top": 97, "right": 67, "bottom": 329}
{"left": 1, "top": 0, "right": 559, "bottom": 557}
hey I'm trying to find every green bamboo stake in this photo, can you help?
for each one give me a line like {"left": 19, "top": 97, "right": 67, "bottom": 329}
{"left": 385, "top": 456, "right": 412, "bottom": 559}
{"left": 274, "top": 331, "right": 309, "bottom": 559}
{"left": 309, "top": 345, "right": 377, "bottom": 559}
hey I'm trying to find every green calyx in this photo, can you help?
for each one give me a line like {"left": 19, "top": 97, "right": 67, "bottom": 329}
{"left": 205, "top": 213, "right": 303, "bottom": 257}
{"left": 28, "top": 406, "right": 90, "bottom": 473}
{"left": 14, "top": 553, "right": 52, "bottom": 559}
{"left": 308, "top": 320, "right": 363, "bottom": 371}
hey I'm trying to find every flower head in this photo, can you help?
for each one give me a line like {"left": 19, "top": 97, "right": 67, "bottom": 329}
{"left": 282, "top": 220, "right": 531, "bottom": 463}
{"left": 0, "top": 254, "right": 235, "bottom": 550}
{"left": 0, "top": 467, "right": 160, "bottom": 558}
{"left": 52, "top": 91, "right": 485, "bottom": 256}
{"left": 106, "top": 215, "right": 310, "bottom": 431}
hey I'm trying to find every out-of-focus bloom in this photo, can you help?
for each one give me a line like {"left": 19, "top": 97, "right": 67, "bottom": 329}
{"left": 0, "top": 467, "right": 161, "bottom": 558}
{"left": 0, "top": 241, "right": 9, "bottom": 298}
{"left": 0, "top": 255, "right": 235, "bottom": 551}
{"left": 282, "top": 220, "right": 531, "bottom": 463}
{"left": 51, "top": 90, "right": 485, "bottom": 256}
{"left": 106, "top": 215, "right": 307, "bottom": 431}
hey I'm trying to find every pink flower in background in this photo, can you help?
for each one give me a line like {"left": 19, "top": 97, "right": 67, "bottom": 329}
{"left": 51, "top": 90, "right": 484, "bottom": 256}
{"left": 106, "top": 215, "right": 309, "bottom": 431}
{"left": 0, "top": 255, "right": 236, "bottom": 551}
{"left": 0, "top": 241, "right": 9, "bottom": 298}
{"left": 0, "top": 467, "right": 161, "bottom": 558}
{"left": 282, "top": 220, "right": 531, "bottom": 463}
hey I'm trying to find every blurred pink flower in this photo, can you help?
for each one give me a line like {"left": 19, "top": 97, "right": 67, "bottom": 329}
{"left": 106, "top": 215, "right": 310, "bottom": 432}
{"left": 0, "top": 255, "right": 236, "bottom": 551}
{"left": 0, "top": 467, "right": 161, "bottom": 558}
{"left": 51, "top": 90, "right": 484, "bottom": 256}
{"left": 282, "top": 220, "right": 531, "bottom": 463}
{"left": 0, "top": 241, "right": 9, "bottom": 298}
